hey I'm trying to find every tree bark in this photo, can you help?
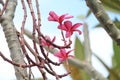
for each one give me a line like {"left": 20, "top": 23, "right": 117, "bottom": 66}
{"left": 85, "top": 0, "right": 120, "bottom": 46}
{"left": 0, "top": 0, "right": 28, "bottom": 80}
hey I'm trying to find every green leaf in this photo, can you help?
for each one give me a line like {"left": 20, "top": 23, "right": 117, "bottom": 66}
{"left": 64, "top": 63, "right": 83, "bottom": 80}
{"left": 86, "top": 10, "right": 91, "bottom": 18}
{"left": 109, "top": 68, "right": 120, "bottom": 80}
{"left": 74, "top": 36, "right": 85, "bottom": 60}
{"left": 114, "top": 19, "right": 120, "bottom": 29}
{"left": 93, "top": 53, "right": 120, "bottom": 80}
{"left": 101, "top": 0, "right": 120, "bottom": 14}
{"left": 66, "top": 36, "right": 90, "bottom": 80}
{"left": 112, "top": 41, "right": 120, "bottom": 67}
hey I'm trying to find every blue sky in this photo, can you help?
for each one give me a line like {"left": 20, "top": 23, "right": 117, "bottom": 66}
{"left": 0, "top": 0, "right": 120, "bottom": 80}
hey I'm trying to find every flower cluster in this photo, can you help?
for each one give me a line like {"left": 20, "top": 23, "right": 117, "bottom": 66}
{"left": 45, "top": 11, "right": 82, "bottom": 64}
{"left": 48, "top": 11, "right": 82, "bottom": 38}
{"left": 0, "top": 0, "right": 83, "bottom": 79}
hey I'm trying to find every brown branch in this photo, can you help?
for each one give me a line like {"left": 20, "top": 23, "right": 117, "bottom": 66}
{"left": 0, "top": 0, "right": 4, "bottom": 6}
{"left": 0, "top": 51, "right": 43, "bottom": 68}
{"left": 0, "top": 0, "right": 8, "bottom": 16}
{"left": 41, "top": 34, "right": 72, "bottom": 49}
{"left": 24, "top": 29, "right": 107, "bottom": 80}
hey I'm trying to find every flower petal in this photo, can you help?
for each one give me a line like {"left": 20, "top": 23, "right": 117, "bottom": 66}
{"left": 59, "top": 13, "right": 74, "bottom": 24}
{"left": 54, "top": 52, "right": 62, "bottom": 58}
{"left": 60, "top": 49, "right": 67, "bottom": 57}
{"left": 64, "top": 21, "right": 72, "bottom": 30}
{"left": 66, "top": 49, "right": 74, "bottom": 55}
{"left": 59, "top": 58, "right": 65, "bottom": 63}
{"left": 52, "top": 36, "right": 56, "bottom": 43}
{"left": 59, "top": 13, "right": 68, "bottom": 23}
{"left": 57, "top": 24, "right": 66, "bottom": 30}
{"left": 72, "top": 23, "right": 82, "bottom": 30}
{"left": 64, "top": 15, "right": 74, "bottom": 19}
{"left": 48, "top": 11, "right": 59, "bottom": 21}
{"left": 74, "top": 29, "right": 82, "bottom": 35}
{"left": 48, "top": 16, "right": 55, "bottom": 21}
{"left": 65, "top": 31, "right": 72, "bottom": 38}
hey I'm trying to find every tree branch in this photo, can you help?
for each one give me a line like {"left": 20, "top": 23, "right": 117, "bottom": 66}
{"left": 68, "top": 58, "right": 107, "bottom": 80}
{"left": 85, "top": 0, "right": 120, "bottom": 46}
{"left": 83, "top": 22, "right": 92, "bottom": 63}
{"left": 0, "top": 0, "right": 28, "bottom": 80}
{"left": 25, "top": 30, "right": 107, "bottom": 80}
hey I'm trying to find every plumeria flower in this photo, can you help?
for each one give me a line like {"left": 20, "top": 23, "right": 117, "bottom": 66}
{"left": 54, "top": 49, "right": 74, "bottom": 65}
{"left": 60, "top": 21, "right": 82, "bottom": 38}
{"left": 48, "top": 11, "right": 73, "bottom": 25}
{"left": 41, "top": 35, "right": 56, "bottom": 49}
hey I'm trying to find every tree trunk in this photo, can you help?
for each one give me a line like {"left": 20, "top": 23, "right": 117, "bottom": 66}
{"left": 0, "top": 0, "right": 28, "bottom": 80}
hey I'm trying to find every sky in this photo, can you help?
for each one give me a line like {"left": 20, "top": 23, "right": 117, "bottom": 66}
{"left": 0, "top": 0, "right": 120, "bottom": 80}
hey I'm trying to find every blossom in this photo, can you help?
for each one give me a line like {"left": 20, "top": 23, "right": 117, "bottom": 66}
{"left": 60, "top": 21, "right": 82, "bottom": 38}
{"left": 54, "top": 49, "right": 74, "bottom": 64}
{"left": 41, "top": 35, "right": 56, "bottom": 48}
{"left": 48, "top": 11, "right": 73, "bottom": 24}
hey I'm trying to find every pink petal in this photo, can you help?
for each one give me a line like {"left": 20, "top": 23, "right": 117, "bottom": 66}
{"left": 41, "top": 40, "right": 46, "bottom": 46}
{"left": 74, "top": 29, "right": 82, "bottom": 35}
{"left": 64, "top": 21, "right": 72, "bottom": 30}
{"left": 45, "top": 35, "right": 51, "bottom": 40}
{"left": 59, "top": 13, "right": 68, "bottom": 23}
{"left": 48, "top": 11, "right": 59, "bottom": 21}
{"left": 59, "top": 13, "right": 73, "bottom": 24}
{"left": 64, "top": 15, "right": 74, "bottom": 19}
{"left": 59, "top": 58, "right": 65, "bottom": 63}
{"left": 54, "top": 52, "right": 62, "bottom": 58}
{"left": 65, "top": 32, "right": 72, "bottom": 38}
{"left": 48, "top": 16, "right": 55, "bottom": 21}
{"left": 57, "top": 24, "right": 66, "bottom": 30}
{"left": 60, "top": 49, "right": 67, "bottom": 57}
{"left": 66, "top": 49, "right": 74, "bottom": 55}
{"left": 52, "top": 36, "right": 56, "bottom": 43}
{"left": 72, "top": 23, "right": 82, "bottom": 30}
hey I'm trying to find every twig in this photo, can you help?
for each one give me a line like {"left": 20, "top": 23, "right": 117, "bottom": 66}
{"left": 0, "top": 51, "right": 42, "bottom": 68}
{"left": 0, "top": 0, "right": 8, "bottom": 16}
{"left": 24, "top": 29, "right": 108, "bottom": 80}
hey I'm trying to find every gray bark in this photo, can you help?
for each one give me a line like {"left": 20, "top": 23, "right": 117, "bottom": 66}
{"left": 0, "top": 0, "right": 28, "bottom": 80}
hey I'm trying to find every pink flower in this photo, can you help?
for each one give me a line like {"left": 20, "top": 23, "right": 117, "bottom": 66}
{"left": 48, "top": 11, "right": 73, "bottom": 24}
{"left": 60, "top": 21, "right": 82, "bottom": 38}
{"left": 41, "top": 35, "right": 56, "bottom": 48}
{"left": 54, "top": 49, "right": 74, "bottom": 64}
